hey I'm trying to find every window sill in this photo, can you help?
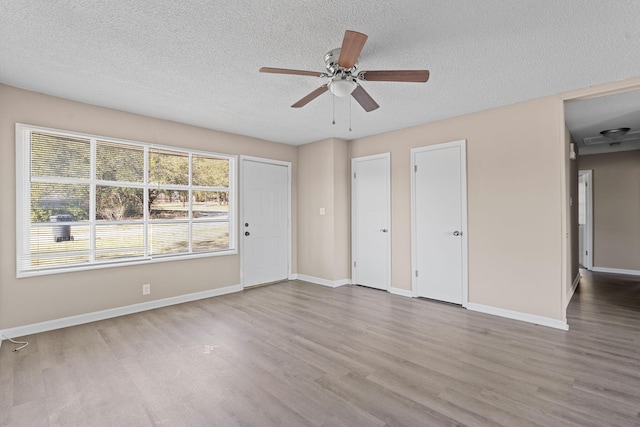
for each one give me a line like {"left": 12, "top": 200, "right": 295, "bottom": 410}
{"left": 17, "top": 249, "right": 238, "bottom": 278}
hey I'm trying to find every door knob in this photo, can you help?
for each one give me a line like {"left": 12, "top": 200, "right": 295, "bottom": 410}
{"left": 380, "top": 228, "right": 388, "bottom": 233}
{"left": 245, "top": 231, "right": 250, "bottom": 236}
{"left": 452, "top": 230, "right": 461, "bottom": 236}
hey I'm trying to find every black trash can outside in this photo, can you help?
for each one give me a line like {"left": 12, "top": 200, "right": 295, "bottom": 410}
{"left": 50, "top": 214, "right": 74, "bottom": 242}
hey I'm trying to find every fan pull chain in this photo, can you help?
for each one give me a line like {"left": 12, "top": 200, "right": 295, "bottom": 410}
{"left": 332, "top": 93, "right": 336, "bottom": 125}
{"left": 349, "top": 95, "right": 352, "bottom": 132}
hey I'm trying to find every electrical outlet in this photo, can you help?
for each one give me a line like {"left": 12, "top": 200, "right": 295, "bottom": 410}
{"left": 142, "top": 284, "right": 151, "bottom": 295}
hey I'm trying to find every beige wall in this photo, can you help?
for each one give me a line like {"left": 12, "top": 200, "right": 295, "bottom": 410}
{"left": 569, "top": 135, "right": 580, "bottom": 287}
{"left": 350, "top": 96, "right": 566, "bottom": 320}
{"left": 297, "top": 138, "right": 350, "bottom": 281}
{"left": 1, "top": 83, "right": 572, "bottom": 329}
{"left": 578, "top": 150, "right": 640, "bottom": 271}
{"left": 0, "top": 84, "right": 298, "bottom": 329}
{"left": 333, "top": 139, "right": 351, "bottom": 280}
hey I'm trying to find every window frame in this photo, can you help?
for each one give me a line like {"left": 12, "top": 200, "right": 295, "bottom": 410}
{"left": 16, "top": 123, "right": 237, "bottom": 278}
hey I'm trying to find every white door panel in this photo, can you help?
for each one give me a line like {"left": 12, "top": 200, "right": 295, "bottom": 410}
{"left": 242, "top": 159, "right": 289, "bottom": 287}
{"left": 352, "top": 154, "right": 390, "bottom": 290}
{"left": 412, "top": 141, "right": 467, "bottom": 304}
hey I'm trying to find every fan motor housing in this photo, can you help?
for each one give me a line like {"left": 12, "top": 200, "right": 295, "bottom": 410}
{"left": 324, "top": 48, "right": 358, "bottom": 75}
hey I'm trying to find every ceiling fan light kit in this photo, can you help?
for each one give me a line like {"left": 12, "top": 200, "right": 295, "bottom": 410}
{"left": 329, "top": 77, "right": 357, "bottom": 97}
{"left": 259, "top": 30, "right": 430, "bottom": 117}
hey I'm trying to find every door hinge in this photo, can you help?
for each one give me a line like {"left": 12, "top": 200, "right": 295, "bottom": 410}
{"left": 415, "top": 270, "right": 419, "bottom": 277}
{"left": 414, "top": 165, "right": 418, "bottom": 172}
{"left": 354, "top": 261, "right": 356, "bottom": 268}
{"left": 353, "top": 172, "right": 356, "bottom": 179}
{"left": 586, "top": 250, "right": 588, "bottom": 255}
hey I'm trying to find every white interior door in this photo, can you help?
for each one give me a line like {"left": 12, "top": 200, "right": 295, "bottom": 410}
{"left": 578, "top": 170, "right": 593, "bottom": 270}
{"left": 412, "top": 140, "right": 467, "bottom": 304}
{"left": 352, "top": 153, "right": 390, "bottom": 290}
{"left": 241, "top": 158, "right": 290, "bottom": 287}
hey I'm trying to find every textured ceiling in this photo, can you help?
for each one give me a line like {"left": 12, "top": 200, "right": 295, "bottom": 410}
{"left": 1, "top": 1, "right": 639, "bottom": 146}
{"left": 565, "top": 89, "right": 640, "bottom": 155}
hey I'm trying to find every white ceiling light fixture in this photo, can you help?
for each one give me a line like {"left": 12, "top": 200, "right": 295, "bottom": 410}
{"left": 329, "top": 76, "right": 357, "bottom": 97}
{"left": 600, "top": 127, "right": 631, "bottom": 146}
{"left": 582, "top": 127, "right": 640, "bottom": 146}
{"left": 600, "top": 127, "right": 630, "bottom": 140}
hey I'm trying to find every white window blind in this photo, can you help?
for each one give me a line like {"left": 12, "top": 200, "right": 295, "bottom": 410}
{"left": 16, "top": 124, "right": 236, "bottom": 277}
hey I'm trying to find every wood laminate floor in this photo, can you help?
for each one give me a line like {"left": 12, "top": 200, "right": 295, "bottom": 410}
{"left": 1, "top": 271, "right": 639, "bottom": 426}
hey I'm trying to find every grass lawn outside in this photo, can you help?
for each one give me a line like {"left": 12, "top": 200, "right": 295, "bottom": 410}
{"left": 27, "top": 217, "right": 229, "bottom": 269}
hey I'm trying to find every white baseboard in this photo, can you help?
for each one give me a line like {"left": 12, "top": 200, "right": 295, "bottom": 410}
{"left": 296, "top": 274, "right": 350, "bottom": 288}
{"left": 566, "top": 273, "right": 581, "bottom": 307}
{"left": 466, "top": 303, "right": 569, "bottom": 331}
{"left": 288, "top": 273, "right": 298, "bottom": 280}
{"left": 591, "top": 267, "right": 640, "bottom": 277}
{"left": 388, "top": 287, "right": 413, "bottom": 298}
{"left": 0, "top": 284, "right": 242, "bottom": 341}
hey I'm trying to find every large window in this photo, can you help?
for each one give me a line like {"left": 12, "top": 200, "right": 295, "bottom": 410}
{"left": 16, "top": 124, "right": 236, "bottom": 277}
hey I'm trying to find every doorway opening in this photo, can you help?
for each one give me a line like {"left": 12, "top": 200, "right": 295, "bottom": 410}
{"left": 578, "top": 170, "right": 593, "bottom": 270}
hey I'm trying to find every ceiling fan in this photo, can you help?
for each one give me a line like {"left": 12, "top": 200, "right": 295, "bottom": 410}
{"left": 259, "top": 30, "right": 430, "bottom": 112}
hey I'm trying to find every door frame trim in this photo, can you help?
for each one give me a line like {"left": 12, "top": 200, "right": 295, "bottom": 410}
{"left": 578, "top": 169, "right": 593, "bottom": 270}
{"left": 239, "top": 155, "right": 292, "bottom": 289}
{"left": 410, "top": 140, "right": 468, "bottom": 306}
{"left": 351, "top": 152, "right": 391, "bottom": 290}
